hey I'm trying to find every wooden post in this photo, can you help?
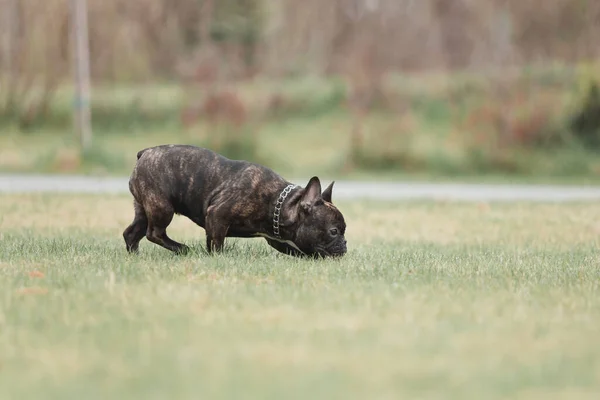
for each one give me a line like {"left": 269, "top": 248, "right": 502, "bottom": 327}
{"left": 70, "top": 0, "right": 92, "bottom": 151}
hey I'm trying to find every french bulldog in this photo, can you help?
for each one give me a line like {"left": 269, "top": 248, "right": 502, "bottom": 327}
{"left": 122, "top": 144, "right": 347, "bottom": 258}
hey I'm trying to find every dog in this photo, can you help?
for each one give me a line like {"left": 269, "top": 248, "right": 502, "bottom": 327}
{"left": 122, "top": 144, "right": 347, "bottom": 258}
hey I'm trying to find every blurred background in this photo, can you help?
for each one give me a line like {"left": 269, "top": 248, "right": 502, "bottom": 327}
{"left": 1, "top": 0, "right": 600, "bottom": 182}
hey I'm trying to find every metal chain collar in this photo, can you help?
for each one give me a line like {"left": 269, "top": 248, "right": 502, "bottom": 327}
{"left": 273, "top": 184, "right": 297, "bottom": 238}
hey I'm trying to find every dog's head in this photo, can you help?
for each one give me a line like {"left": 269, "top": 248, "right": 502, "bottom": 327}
{"left": 279, "top": 177, "right": 347, "bottom": 258}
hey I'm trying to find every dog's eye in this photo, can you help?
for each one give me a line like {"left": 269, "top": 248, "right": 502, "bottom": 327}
{"left": 329, "top": 228, "right": 339, "bottom": 236}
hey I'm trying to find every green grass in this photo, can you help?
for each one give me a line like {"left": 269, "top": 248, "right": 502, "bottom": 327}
{"left": 1, "top": 194, "right": 600, "bottom": 399}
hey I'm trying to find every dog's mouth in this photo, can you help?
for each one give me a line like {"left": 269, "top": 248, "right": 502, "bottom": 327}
{"left": 314, "top": 241, "right": 347, "bottom": 258}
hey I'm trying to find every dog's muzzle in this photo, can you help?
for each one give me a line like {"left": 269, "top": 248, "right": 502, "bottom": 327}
{"left": 317, "top": 238, "right": 347, "bottom": 258}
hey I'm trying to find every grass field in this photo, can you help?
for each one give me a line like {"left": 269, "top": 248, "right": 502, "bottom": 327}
{"left": 1, "top": 193, "right": 600, "bottom": 399}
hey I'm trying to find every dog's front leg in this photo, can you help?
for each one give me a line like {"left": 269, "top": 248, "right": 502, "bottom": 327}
{"left": 205, "top": 205, "right": 229, "bottom": 254}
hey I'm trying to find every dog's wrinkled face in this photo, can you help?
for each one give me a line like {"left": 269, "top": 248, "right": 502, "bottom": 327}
{"left": 285, "top": 177, "right": 347, "bottom": 258}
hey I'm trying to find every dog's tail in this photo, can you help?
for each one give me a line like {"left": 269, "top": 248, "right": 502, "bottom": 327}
{"left": 136, "top": 148, "right": 149, "bottom": 160}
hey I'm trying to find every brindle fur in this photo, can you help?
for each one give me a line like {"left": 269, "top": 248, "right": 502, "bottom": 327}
{"left": 123, "top": 144, "right": 347, "bottom": 258}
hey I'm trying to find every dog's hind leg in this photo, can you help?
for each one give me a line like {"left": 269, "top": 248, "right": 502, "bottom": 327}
{"left": 145, "top": 200, "right": 190, "bottom": 255}
{"left": 123, "top": 200, "right": 148, "bottom": 253}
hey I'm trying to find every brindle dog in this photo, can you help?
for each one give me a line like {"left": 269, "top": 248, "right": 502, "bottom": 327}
{"left": 123, "top": 145, "right": 347, "bottom": 258}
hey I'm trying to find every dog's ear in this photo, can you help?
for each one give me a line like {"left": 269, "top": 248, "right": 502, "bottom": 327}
{"left": 322, "top": 181, "right": 335, "bottom": 203}
{"left": 300, "top": 176, "right": 322, "bottom": 213}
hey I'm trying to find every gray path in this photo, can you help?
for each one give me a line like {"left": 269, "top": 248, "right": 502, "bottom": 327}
{"left": 2, "top": 173, "right": 600, "bottom": 202}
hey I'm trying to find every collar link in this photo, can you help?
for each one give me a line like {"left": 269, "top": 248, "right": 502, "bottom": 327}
{"left": 273, "top": 184, "right": 297, "bottom": 238}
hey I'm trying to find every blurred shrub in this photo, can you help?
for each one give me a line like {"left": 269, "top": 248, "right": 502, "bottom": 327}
{"left": 202, "top": 90, "right": 247, "bottom": 128}
{"left": 348, "top": 114, "right": 432, "bottom": 172}
{"left": 0, "top": 75, "right": 62, "bottom": 132}
{"left": 0, "top": 98, "right": 181, "bottom": 133}
{"left": 460, "top": 90, "right": 566, "bottom": 149}
{"left": 35, "top": 144, "right": 127, "bottom": 174}
{"left": 91, "top": 101, "right": 180, "bottom": 132}
{"left": 265, "top": 80, "right": 346, "bottom": 120}
{"left": 569, "top": 64, "right": 600, "bottom": 149}
{"left": 344, "top": 67, "right": 600, "bottom": 177}
{"left": 570, "top": 82, "right": 600, "bottom": 148}
{"left": 184, "top": 89, "right": 262, "bottom": 162}
{"left": 207, "top": 125, "right": 259, "bottom": 162}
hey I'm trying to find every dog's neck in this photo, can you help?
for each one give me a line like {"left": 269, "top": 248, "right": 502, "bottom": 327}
{"left": 254, "top": 183, "right": 306, "bottom": 255}
{"left": 271, "top": 184, "right": 298, "bottom": 239}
